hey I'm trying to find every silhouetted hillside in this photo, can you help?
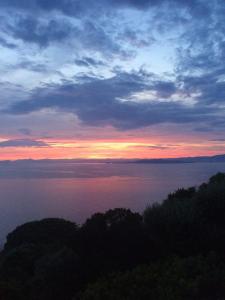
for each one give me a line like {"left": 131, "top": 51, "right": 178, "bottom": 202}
{"left": 134, "top": 154, "right": 225, "bottom": 163}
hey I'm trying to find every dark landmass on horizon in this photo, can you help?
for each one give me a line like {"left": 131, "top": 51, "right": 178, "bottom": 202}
{"left": 1, "top": 153, "right": 225, "bottom": 164}
{"left": 133, "top": 153, "right": 225, "bottom": 164}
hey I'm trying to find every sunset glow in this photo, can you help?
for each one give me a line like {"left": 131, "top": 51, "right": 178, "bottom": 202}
{"left": 1, "top": 137, "right": 225, "bottom": 160}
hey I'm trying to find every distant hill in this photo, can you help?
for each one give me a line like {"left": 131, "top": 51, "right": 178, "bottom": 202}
{"left": 133, "top": 154, "right": 225, "bottom": 164}
{"left": 1, "top": 154, "right": 225, "bottom": 165}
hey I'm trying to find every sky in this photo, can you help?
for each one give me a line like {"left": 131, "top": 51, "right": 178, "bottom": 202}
{"left": 0, "top": 0, "right": 225, "bottom": 159}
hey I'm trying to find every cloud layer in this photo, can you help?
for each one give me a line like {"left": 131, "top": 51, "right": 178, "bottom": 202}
{"left": 0, "top": 139, "right": 49, "bottom": 148}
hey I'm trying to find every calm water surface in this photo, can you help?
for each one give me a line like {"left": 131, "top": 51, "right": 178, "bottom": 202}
{"left": 0, "top": 162, "right": 225, "bottom": 242}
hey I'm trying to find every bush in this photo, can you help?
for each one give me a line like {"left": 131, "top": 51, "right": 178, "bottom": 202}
{"left": 80, "top": 254, "right": 225, "bottom": 300}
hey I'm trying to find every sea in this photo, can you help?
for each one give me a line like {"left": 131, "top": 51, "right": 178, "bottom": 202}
{"left": 0, "top": 161, "right": 225, "bottom": 243}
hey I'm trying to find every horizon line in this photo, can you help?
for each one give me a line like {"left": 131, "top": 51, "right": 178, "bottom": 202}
{"left": 0, "top": 153, "right": 225, "bottom": 163}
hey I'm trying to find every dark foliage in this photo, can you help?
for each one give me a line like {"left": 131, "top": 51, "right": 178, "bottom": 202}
{"left": 5, "top": 218, "right": 78, "bottom": 251}
{"left": 80, "top": 254, "right": 225, "bottom": 300}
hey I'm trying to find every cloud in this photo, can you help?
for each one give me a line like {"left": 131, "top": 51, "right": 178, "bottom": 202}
{"left": 18, "top": 128, "right": 32, "bottom": 136}
{"left": 2, "top": 13, "right": 125, "bottom": 58}
{"left": 76, "top": 21, "right": 125, "bottom": 57}
{"left": 6, "top": 17, "right": 73, "bottom": 47}
{"left": 74, "top": 59, "right": 90, "bottom": 68}
{"left": 74, "top": 57, "right": 105, "bottom": 67}
{"left": 118, "top": 29, "right": 153, "bottom": 48}
{"left": 210, "top": 138, "right": 225, "bottom": 142}
{"left": 0, "top": 37, "right": 17, "bottom": 49}
{"left": 5, "top": 70, "right": 219, "bottom": 130}
{"left": 0, "top": 0, "right": 88, "bottom": 16}
{"left": 15, "top": 61, "right": 48, "bottom": 73}
{"left": 152, "top": 81, "right": 176, "bottom": 98}
{"left": 0, "top": 139, "right": 49, "bottom": 147}
{"left": 175, "top": 1, "right": 225, "bottom": 76}
{"left": 135, "top": 144, "right": 177, "bottom": 150}
{"left": 0, "top": 0, "right": 201, "bottom": 14}
{"left": 180, "top": 71, "right": 225, "bottom": 105}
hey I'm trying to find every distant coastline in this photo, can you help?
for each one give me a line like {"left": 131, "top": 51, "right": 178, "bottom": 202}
{"left": 1, "top": 153, "right": 225, "bottom": 164}
{"left": 132, "top": 153, "right": 225, "bottom": 164}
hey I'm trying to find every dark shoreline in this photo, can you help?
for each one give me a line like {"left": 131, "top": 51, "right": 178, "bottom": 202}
{"left": 1, "top": 153, "right": 225, "bottom": 165}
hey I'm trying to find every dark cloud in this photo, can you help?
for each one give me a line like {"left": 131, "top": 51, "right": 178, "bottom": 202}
{"left": 14, "top": 61, "right": 48, "bottom": 72}
{"left": 153, "top": 81, "right": 176, "bottom": 98}
{"left": 2, "top": 14, "right": 124, "bottom": 57}
{"left": 18, "top": 128, "right": 32, "bottom": 136}
{"left": 0, "top": 139, "right": 49, "bottom": 147}
{"left": 0, "top": 0, "right": 35, "bottom": 8}
{"left": 194, "top": 127, "right": 213, "bottom": 133}
{"left": 1, "top": 0, "right": 215, "bottom": 57}
{"left": 0, "top": 0, "right": 205, "bottom": 18}
{"left": 210, "top": 139, "right": 225, "bottom": 142}
{"left": 37, "top": 0, "right": 86, "bottom": 15}
{"left": 0, "top": 0, "right": 87, "bottom": 16}
{"left": 77, "top": 21, "right": 124, "bottom": 57}
{"left": 109, "top": 0, "right": 199, "bottom": 9}
{"left": 7, "top": 17, "right": 73, "bottom": 47}
{"left": 118, "top": 29, "right": 153, "bottom": 48}
{"left": 135, "top": 144, "right": 177, "bottom": 150}
{"left": 0, "top": 37, "right": 17, "bottom": 49}
{"left": 74, "top": 57, "right": 105, "bottom": 67}
{"left": 180, "top": 70, "right": 225, "bottom": 105}
{"left": 74, "top": 59, "right": 90, "bottom": 67}
{"left": 5, "top": 71, "right": 218, "bottom": 130}
{"left": 176, "top": 1, "right": 225, "bottom": 76}
{"left": 0, "top": 0, "right": 146, "bottom": 13}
